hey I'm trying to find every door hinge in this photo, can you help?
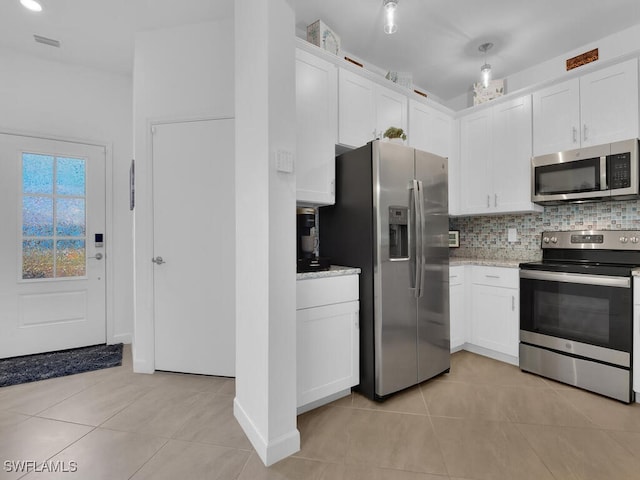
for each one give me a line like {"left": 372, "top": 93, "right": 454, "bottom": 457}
{"left": 151, "top": 126, "right": 156, "bottom": 135}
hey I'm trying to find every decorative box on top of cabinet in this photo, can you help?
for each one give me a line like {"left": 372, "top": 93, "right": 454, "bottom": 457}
{"left": 532, "top": 58, "right": 639, "bottom": 156}
{"left": 295, "top": 48, "right": 337, "bottom": 205}
{"left": 296, "top": 273, "right": 360, "bottom": 413}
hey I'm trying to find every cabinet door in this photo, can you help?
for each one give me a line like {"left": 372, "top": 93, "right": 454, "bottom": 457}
{"left": 375, "top": 84, "right": 407, "bottom": 142}
{"left": 492, "top": 95, "right": 540, "bottom": 213}
{"left": 460, "top": 108, "right": 492, "bottom": 214}
{"left": 408, "top": 99, "right": 451, "bottom": 158}
{"left": 471, "top": 284, "right": 519, "bottom": 357}
{"left": 532, "top": 79, "right": 580, "bottom": 155}
{"left": 338, "top": 68, "right": 375, "bottom": 148}
{"left": 297, "top": 301, "right": 359, "bottom": 408}
{"left": 296, "top": 49, "right": 337, "bottom": 205}
{"left": 580, "top": 58, "right": 639, "bottom": 147}
{"left": 449, "top": 266, "right": 466, "bottom": 350}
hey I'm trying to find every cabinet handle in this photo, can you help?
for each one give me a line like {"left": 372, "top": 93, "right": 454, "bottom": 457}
{"left": 512, "top": 295, "right": 515, "bottom": 311}
{"left": 494, "top": 194, "right": 498, "bottom": 207}
{"left": 487, "top": 195, "right": 490, "bottom": 208}
{"left": 572, "top": 126, "right": 578, "bottom": 143}
{"left": 450, "top": 275, "right": 458, "bottom": 279}
{"left": 485, "top": 274, "right": 500, "bottom": 279}
{"left": 583, "top": 124, "right": 588, "bottom": 142}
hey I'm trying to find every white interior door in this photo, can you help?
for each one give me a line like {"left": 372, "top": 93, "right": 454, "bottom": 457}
{"left": 0, "top": 133, "right": 106, "bottom": 358}
{"left": 152, "top": 119, "right": 235, "bottom": 376}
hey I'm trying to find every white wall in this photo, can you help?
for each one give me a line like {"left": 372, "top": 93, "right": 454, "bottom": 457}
{"left": 234, "top": 0, "right": 299, "bottom": 466}
{"left": 0, "top": 46, "right": 134, "bottom": 344}
{"left": 447, "top": 23, "right": 640, "bottom": 111}
{"left": 132, "top": 20, "right": 235, "bottom": 372}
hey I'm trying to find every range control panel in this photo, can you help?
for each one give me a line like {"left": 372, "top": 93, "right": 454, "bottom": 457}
{"left": 542, "top": 230, "right": 640, "bottom": 250}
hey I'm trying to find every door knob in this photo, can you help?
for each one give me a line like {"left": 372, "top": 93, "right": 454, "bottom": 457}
{"left": 152, "top": 256, "right": 165, "bottom": 265}
{"left": 89, "top": 252, "right": 103, "bottom": 260}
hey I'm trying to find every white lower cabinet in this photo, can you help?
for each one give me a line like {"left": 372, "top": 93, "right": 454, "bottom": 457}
{"left": 470, "top": 266, "right": 519, "bottom": 359}
{"left": 449, "top": 266, "right": 466, "bottom": 351}
{"left": 633, "top": 277, "right": 640, "bottom": 398}
{"left": 449, "top": 264, "right": 519, "bottom": 363}
{"left": 296, "top": 274, "right": 359, "bottom": 412}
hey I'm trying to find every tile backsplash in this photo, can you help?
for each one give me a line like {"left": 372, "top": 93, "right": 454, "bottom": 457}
{"left": 449, "top": 200, "right": 640, "bottom": 261}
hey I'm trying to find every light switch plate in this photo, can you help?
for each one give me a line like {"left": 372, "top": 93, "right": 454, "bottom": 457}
{"left": 276, "top": 149, "right": 294, "bottom": 173}
{"left": 508, "top": 228, "right": 518, "bottom": 243}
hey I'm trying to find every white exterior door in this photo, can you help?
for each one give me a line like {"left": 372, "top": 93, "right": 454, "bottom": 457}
{"left": 152, "top": 119, "right": 235, "bottom": 376}
{"left": 0, "top": 133, "right": 106, "bottom": 358}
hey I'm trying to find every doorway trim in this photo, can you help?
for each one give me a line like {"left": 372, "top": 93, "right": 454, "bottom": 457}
{"left": 0, "top": 128, "right": 115, "bottom": 345}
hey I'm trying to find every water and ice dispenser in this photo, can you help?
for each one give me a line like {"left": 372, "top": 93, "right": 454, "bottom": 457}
{"left": 388, "top": 206, "right": 408, "bottom": 259}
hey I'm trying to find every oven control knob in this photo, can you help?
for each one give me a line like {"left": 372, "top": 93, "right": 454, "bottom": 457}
{"left": 631, "top": 236, "right": 639, "bottom": 244}
{"left": 550, "top": 236, "right": 558, "bottom": 244}
{"left": 620, "top": 236, "right": 629, "bottom": 244}
{"left": 543, "top": 236, "right": 550, "bottom": 244}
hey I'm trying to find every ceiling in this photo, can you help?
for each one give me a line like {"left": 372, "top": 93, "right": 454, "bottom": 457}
{"left": 2, "top": 0, "right": 640, "bottom": 102}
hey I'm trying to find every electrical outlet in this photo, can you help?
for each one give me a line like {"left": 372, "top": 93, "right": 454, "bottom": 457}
{"left": 508, "top": 228, "right": 518, "bottom": 243}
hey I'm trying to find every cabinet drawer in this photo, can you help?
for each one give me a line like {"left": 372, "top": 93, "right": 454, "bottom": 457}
{"left": 449, "top": 265, "right": 465, "bottom": 286}
{"left": 297, "top": 274, "right": 359, "bottom": 310}
{"left": 471, "top": 266, "right": 518, "bottom": 289}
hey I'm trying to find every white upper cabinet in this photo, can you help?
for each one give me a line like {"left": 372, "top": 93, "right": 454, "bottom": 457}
{"left": 375, "top": 84, "right": 408, "bottom": 142}
{"left": 532, "top": 79, "right": 580, "bottom": 155}
{"left": 338, "top": 67, "right": 408, "bottom": 149}
{"left": 580, "top": 58, "right": 639, "bottom": 148}
{"left": 492, "top": 96, "right": 536, "bottom": 213}
{"left": 338, "top": 68, "right": 376, "bottom": 148}
{"left": 460, "top": 107, "right": 493, "bottom": 213}
{"left": 408, "top": 99, "right": 452, "bottom": 158}
{"left": 460, "top": 95, "right": 541, "bottom": 215}
{"left": 533, "top": 58, "right": 639, "bottom": 156}
{"left": 296, "top": 49, "right": 338, "bottom": 205}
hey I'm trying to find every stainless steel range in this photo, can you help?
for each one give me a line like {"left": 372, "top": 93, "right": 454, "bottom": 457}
{"left": 519, "top": 230, "right": 640, "bottom": 403}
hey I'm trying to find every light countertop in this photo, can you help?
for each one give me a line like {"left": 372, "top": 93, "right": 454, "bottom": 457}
{"left": 449, "top": 258, "right": 530, "bottom": 268}
{"left": 296, "top": 265, "right": 361, "bottom": 280}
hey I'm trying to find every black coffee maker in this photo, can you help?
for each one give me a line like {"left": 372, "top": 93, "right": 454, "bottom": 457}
{"left": 297, "top": 207, "right": 330, "bottom": 273}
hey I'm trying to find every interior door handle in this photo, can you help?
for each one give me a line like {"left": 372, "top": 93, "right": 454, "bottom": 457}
{"left": 89, "top": 253, "right": 103, "bottom": 260}
{"left": 152, "top": 256, "right": 165, "bottom": 265}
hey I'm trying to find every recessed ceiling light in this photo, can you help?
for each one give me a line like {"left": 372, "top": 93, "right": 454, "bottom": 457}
{"left": 20, "top": 0, "right": 42, "bottom": 12}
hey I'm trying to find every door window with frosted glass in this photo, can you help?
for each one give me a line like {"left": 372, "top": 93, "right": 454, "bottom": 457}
{"left": 22, "top": 153, "right": 86, "bottom": 279}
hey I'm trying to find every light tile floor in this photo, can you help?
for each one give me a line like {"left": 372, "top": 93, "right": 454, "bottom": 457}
{"left": 2, "top": 347, "right": 640, "bottom": 479}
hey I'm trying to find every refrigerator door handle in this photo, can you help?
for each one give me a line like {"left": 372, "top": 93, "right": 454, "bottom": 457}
{"left": 417, "top": 180, "right": 426, "bottom": 298}
{"left": 411, "top": 179, "right": 421, "bottom": 298}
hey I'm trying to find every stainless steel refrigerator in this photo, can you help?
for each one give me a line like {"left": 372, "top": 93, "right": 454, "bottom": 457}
{"left": 320, "top": 140, "right": 450, "bottom": 400}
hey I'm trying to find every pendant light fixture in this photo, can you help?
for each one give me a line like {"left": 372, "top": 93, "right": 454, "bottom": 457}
{"left": 20, "top": 0, "right": 42, "bottom": 12}
{"left": 383, "top": 0, "right": 398, "bottom": 35}
{"left": 478, "top": 42, "right": 493, "bottom": 88}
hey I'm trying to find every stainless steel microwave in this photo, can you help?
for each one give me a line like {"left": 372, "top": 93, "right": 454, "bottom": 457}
{"left": 531, "top": 139, "right": 639, "bottom": 205}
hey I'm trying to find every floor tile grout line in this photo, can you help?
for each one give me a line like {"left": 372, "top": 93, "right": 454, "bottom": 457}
{"left": 125, "top": 436, "right": 171, "bottom": 480}
{"left": 419, "top": 384, "right": 453, "bottom": 479}
{"left": 512, "top": 421, "right": 566, "bottom": 480}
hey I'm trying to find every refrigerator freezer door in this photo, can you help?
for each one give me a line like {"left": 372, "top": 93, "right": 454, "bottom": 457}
{"left": 373, "top": 141, "right": 419, "bottom": 397}
{"left": 415, "top": 149, "right": 451, "bottom": 383}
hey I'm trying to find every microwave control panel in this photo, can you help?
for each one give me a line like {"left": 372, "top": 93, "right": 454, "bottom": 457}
{"left": 608, "top": 152, "right": 631, "bottom": 189}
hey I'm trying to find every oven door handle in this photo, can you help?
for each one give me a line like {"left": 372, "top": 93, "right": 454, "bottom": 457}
{"left": 520, "top": 270, "right": 630, "bottom": 288}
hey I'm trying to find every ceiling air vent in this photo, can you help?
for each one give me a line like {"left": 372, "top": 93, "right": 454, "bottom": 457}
{"left": 34, "top": 35, "right": 60, "bottom": 48}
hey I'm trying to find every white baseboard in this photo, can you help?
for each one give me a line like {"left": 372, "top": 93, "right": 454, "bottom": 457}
{"left": 462, "top": 343, "right": 518, "bottom": 366}
{"left": 297, "top": 388, "right": 351, "bottom": 415}
{"left": 234, "top": 398, "right": 300, "bottom": 466}
{"left": 109, "top": 333, "right": 132, "bottom": 345}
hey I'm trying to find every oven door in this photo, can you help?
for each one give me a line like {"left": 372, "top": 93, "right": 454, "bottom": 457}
{"left": 520, "top": 270, "right": 632, "bottom": 365}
